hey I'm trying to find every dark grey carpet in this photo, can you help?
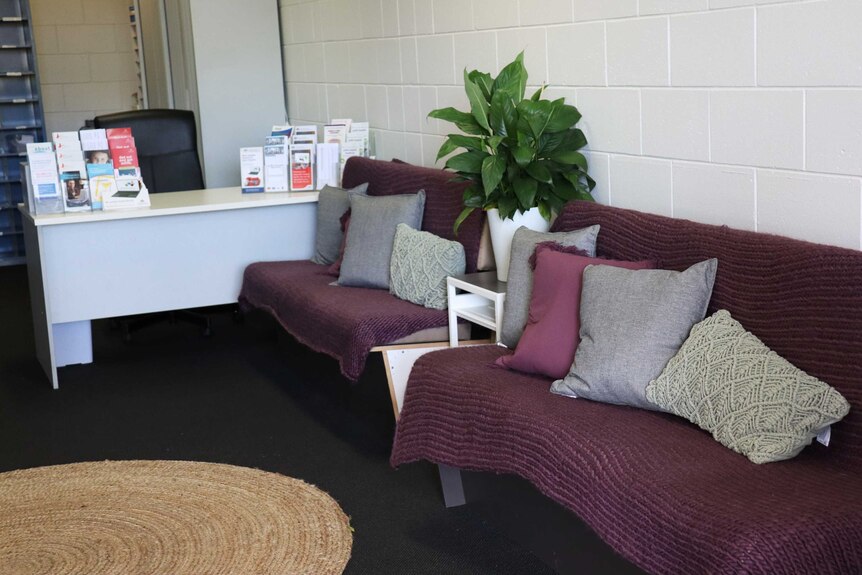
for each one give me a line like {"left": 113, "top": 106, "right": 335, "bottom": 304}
{"left": 0, "top": 264, "right": 555, "bottom": 574}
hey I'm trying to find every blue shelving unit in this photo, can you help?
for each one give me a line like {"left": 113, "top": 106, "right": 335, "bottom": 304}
{"left": 0, "top": 0, "right": 44, "bottom": 266}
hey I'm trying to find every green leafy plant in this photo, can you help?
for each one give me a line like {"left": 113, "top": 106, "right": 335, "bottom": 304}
{"left": 430, "top": 52, "right": 595, "bottom": 231}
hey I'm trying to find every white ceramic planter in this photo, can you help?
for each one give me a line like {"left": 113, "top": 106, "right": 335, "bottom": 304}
{"left": 487, "top": 207, "right": 550, "bottom": 282}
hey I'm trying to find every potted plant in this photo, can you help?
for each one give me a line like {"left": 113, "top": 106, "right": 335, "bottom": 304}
{"left": 429, "top": 52, "right": 595, "bottom": 281}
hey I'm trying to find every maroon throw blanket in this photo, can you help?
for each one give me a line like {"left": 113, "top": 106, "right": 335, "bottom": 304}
{"left": 392, "top": 345, "right": 862, "bottom": 574}
{"left": 239, "top": 260, "right": 449, "bottom": 382}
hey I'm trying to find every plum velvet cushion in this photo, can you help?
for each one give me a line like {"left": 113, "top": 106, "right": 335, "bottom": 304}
{"left": 496, "top": 245, "right": 654, "bottom": 379}
{"left": 499, "top": 225, "right": 600, "bottom": 349}
{"left": 338, "top": 191, "right": 426, "bottom": 289}
{"left": 311, "top": 183, "right": 369, "bottom": 265}
{"left": 552, "top": 258, "right": 718, "bottom": 411}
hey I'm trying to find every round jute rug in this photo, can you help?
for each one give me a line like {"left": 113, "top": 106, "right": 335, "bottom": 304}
{"left": 0, "top": 460, "right": 352, "bottom": 575}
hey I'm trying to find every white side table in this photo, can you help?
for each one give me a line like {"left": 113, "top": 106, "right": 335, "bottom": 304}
{"left": 446, "top": 272, "right": 507, "bottom": 347}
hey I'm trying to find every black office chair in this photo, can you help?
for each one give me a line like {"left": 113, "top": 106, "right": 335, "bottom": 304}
{"left": 94, "top": 109, "right": 212, "bottom": 341}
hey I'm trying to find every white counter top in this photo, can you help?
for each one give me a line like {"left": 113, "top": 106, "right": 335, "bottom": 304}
{"left": 19, "top": 187, "right": 319, "bottom": 227}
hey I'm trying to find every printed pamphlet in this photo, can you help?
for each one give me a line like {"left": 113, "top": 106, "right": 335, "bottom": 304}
{"left": 323, "top": 124, "right": 348, "bottom": 147}
{"left": 316, "top": 143, "right": 340, "bottom": 189}
{"left": 271, "top": 124, "right": 293, "bottom": 138}
{"left": 60, "top": 170, "right": 90, "bottom": 212}
{"left": 26, "top": 142, "right": 63, "bottom": 214}
{"left": 264, "top": 136, "right": 288, "bottom": 192}
{"left": 289, "top": 144, "right": 315, "bottom": 192}
{"left": 241, "top": 147, "right": 265, "bottom": 193}
{"left": 291, "top": 125, "right": 318, "bottom": 146}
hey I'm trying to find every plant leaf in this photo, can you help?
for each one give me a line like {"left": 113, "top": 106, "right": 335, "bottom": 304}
{"left": 530, "top": 85, "right": 545, "bottom": 101}
{"left": 526, "top": 161, "right": 553, "bottom": 184}
{"left": 489, "top": 89, "right": 518, "bottom": 137}
{"left": 445, "top": 150, "right": 488, "bottom": 174}
{"left": 516, "top": 99, "right": 554, "bottom": 139}
{"left": 493, "top": 51, "right": 527, "bottom": 101}
{"left": 512, "top": 145, "right": 534, "bottom": 168}
{"left": 497, "top": 196, "right": 518, "bottom": 220}
{"left": 435, "top": 137, "right": 461, "bottom": 162}
{"left": 468, "top": 70, "right": 493, "bottom": 100}
{"left": 512, "top": 177, "right": 538, "bottom": 210}
{"left": 546, "top": 103, "right": 582, "bottom": 132}
{"left": 488, "top": 135, "right": 504, "bottom": 151}
{"left": 549, "top": 150, "right": 588, "bottom": 169}
{"left": 453, "top": 206, "right": 476, "bottom": 234}
{"left": 429, "top": 107, "right": 475, "bottom": 125}
{"left": 447, "top": 134, "right": 485, "bottom": 152}
{"left": 481, "top": 154, "right": 507, "bottom": 198}
{"left": 585, "top": 173, "right": 596, "bottom": 192}
{"left": 463, "top": 184, "right": 485, "bottom": 208}
{"left": 464, "top": 69, "right": 492, "bottom": 133}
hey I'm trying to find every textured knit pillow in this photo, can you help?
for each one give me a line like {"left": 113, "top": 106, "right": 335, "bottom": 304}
{"left": 496, "top": 244, "right": 653, "bottom": 379}
{"left": 311, "top": 183, "right": 369, "bottom": 265}
{"left": 646, "top": 310, "right": 850, "bottom": 464}
{"left": 338, "top": 191, "right": 426, "bottom": 289}
{"left": 499, "top": 225, "right": 600, "bottom": 348}
{"left": 390, "top": 224, "right": 466, "bottom": 309}
{"left": 552, "top": 258, "right": 718, "bottom": 411}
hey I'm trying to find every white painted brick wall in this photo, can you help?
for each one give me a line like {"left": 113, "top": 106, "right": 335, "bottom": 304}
{"left": 33, "top": 0, "right": 139, "bottom": 134}
{"left": 281, "top": 0, "right": 862, "bottom": 250}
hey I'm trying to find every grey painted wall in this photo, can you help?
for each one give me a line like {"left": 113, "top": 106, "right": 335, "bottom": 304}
{"left": 189, "top": 0, "right": 286, "bottom": 188}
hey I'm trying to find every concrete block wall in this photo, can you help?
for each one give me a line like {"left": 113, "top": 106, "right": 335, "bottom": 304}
{"left": 32, "top": 0, "right": 139, "bottom": 135}
{"left": 281, "top": 0, "right": 862, "bottom": 250}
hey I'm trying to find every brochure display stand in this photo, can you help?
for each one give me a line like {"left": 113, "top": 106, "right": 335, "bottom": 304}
{"left": 0, "top": 0, "right": 44, "bottom": 266}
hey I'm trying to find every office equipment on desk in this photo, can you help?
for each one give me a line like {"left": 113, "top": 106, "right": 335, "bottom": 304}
{"left": 0, "top": 0, "right": 45, "bottom": 265}
{"left": 20, "top": 186, "right": 319, "bottom": 389}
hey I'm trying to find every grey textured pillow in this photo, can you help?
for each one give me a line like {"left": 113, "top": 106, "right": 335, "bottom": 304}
{"left": 390, "top": 224, "right": 466, "bottom": 309}
{"left": 338, "top": 191, "right": 426, "bottom": 289}
{"left": 311, "top": 183, "right": 369, "bottom": 265}
{"left": 551, "top": 258, "right": 718, "bottom": 411}
{"left": 646, "top": 310, "right": 850, "bottom": 464}
{"left": 499, "top": 225, "right": 600, "bottom": 348}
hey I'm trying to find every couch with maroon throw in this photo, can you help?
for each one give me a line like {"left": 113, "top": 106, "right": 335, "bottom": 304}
{"left": 238, "top": 157, "right": 484, "bottom": 382}
{"left": 391, "top": 201, "right": 862, "bottom": 574}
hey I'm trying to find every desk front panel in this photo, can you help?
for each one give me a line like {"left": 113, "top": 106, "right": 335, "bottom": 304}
{"left": 42, "top": 202, "right": 316, "bottom": 324}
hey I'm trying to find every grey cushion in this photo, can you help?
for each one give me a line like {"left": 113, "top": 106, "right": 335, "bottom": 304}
{"left": 499, "top": 225, "right": 600, "bottom": 348}
{"left": 646, "top": 310, "right": 850, "bottom": 464}
{"left": 552, "top": 258, "right": 718, "bottom": 411}
{"left": 390, "top": 224, "right": 466, "bottom": 309}
{"left": 311, "top": 183, "right": 369, "bottom": 265}
{"left": 338, "top": 191, "right": 426, "bottom": 289}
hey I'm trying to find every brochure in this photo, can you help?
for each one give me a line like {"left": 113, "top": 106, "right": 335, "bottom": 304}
{"left": 289, "top": 144, "right": 315, "bottom": 192}
{"left": 323, "top": 124, "right": 348, "bottom": 147}
{"left": 330, "top": 118, "right": 352, "bottom": 131}
{"left": 316, "top": 143, "right": 340, "bottom": 189}
{"left": 271, "top": 124, "right": 293, "bottom": 138}
{"left": 80, "top": 129, "right": 108, "bottom": 152}
{"left": 26, "top": 142, "right": 63, "bottom": 214}
{"left": 60, "top": 170, "right": 91, "bottom": 212}
{"left": 240, "top": 147, "right": 265, "bottom": 193}
{"left": 264, "top": 136, "right": 288, "bottom": 192}
{"left": 291, "top": 125, "right": 318, "bottom": 146}
{"left": 86, "top": 161, "right": 116, "bottom": 210}
{"left": 340, "top": 142, "right": 364, "bottom": 176}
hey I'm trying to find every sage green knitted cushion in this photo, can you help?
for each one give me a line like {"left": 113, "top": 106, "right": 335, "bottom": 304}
{"left": 390, "top": 224, "right": 466, "bottom": 310}
{"left": 646, "top": 310, "right": 851, "bottom": 464}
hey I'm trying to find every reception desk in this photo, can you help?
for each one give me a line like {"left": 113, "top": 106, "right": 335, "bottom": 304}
{"left": 20, "top": 187, "right": 318, "bottom": 389}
